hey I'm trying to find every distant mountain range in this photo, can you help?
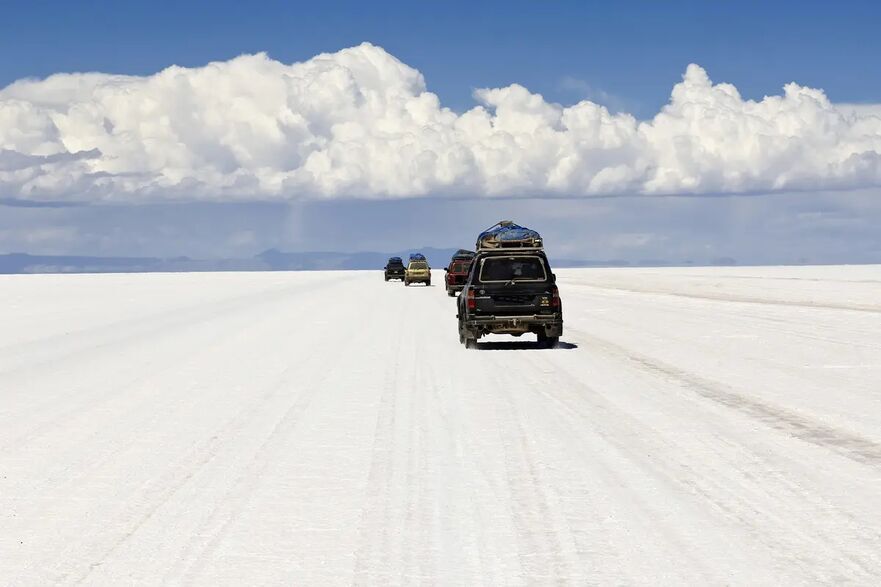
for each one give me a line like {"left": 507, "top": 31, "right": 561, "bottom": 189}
{"left": 0, "top": 249, "right": 737, "bottom": 275}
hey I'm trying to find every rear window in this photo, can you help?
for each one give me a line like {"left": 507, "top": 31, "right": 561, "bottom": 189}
{"left": 478, "top": 256, "right": 546, "bottom": 283}
{"left": 409, "top": 262, "right": 428, "bottom": 269}
{"left": 450, "top": 262, "right": 470, "bottom": 273}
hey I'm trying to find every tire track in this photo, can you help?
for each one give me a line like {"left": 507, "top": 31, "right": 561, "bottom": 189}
{"left": 479, "top": 353, "right": 575, "bottom": 583}
{"left": 573, "top": 330, "right": 881, "bottom": 469}
{"left": 527, "top": 343, "right": 881, "bottom": 581}
{"left": 513, "top": 352, "right": 722, "bottom": 584}
{"left": 351, "top": 314, "right": 402, "bottom": 585}
{"left": 574, "top": 283, "right": 881, "bottom": 314}
{"left": 59, "top": 282, "right": 358, "bottom": 585}
{"left": 0, "top": 274, "right": 347, "bottom": 379}
{"left": 171, "top": 365, "right": 334, "bottom": 584}
{"left": 0, "top": 275, "right": 348, "bottom": 455}
{"left": 67, "top": 356, "right": 307, "bottom": 585}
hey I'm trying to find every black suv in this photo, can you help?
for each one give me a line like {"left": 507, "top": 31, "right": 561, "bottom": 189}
{"left": 384, "top": 257, "right": 405, "bottom": 281}
{"left": 456, "top": 249, "right": 563, "bottom": 348}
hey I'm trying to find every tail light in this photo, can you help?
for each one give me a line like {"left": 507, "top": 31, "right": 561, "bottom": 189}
{"left": 467, "top": 288, "right": 476, "bottom": 310}
{"left": 550, "top": 285, "right": 560, "bottom": 308}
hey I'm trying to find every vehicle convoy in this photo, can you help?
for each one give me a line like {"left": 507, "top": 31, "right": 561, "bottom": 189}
{"left": 457, "top": 221, "right": 562, "bottom": 348}
{"left": 445, "top": 249, "right": 475, "bottom": 296}
{"left": 384, "top": 257, "right": 405, "bottom": 281}
{"left": 404, "top": 256, "right": 431, "bottom": 286}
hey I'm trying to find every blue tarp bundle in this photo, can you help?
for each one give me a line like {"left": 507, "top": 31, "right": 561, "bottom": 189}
{"left": 476, "top": 221, "right": 543, "bottom": 249}
{"left": 409, "top": 253, "right": 426, "bottom": 261}
{"left": 452, "top": 249, "right": 476, "bottom": 260}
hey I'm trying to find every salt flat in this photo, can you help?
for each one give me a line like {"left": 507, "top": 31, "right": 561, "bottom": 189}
{"left": 1, "top": 266, "right": 880, "bottom": 585}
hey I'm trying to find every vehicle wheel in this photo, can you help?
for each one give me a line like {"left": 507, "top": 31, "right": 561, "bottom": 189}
{"left": 458, "top": 318, "right": 473, "bottom": 347}
{"left": 384, "top": 276, "right": 389, "bottom": 281}
{"left": 404, "top": 280, "right": 410, "bottom": 286}
{"left": 537, "top": 333, "right": 559, "bottom": 348}
{"left": 447, "top": 289, "right": 455, "bottom": 297}
{"left": 426, "top": 281, "right": 431, "bottom": 287}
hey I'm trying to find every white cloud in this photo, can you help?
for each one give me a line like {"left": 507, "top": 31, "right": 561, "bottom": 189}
{"left": 1, "top": 43, "right": 880, "bottom": 203}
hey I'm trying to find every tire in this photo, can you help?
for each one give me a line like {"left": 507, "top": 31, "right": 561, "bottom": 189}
{"left": 447, "top": 289, "right": 455, "bottom": 297}
{"left": 426, "top": 281, "right": 431, "bottom": 287}
{"left": 459, "top": 318, "right": 477, "bottom": 348}
{"left": 537, "top": 333, "right": 559, "bottom": 348}
{"left": 404, "top": 280, "right": 410, "bottom": 286}
{"left": 384, "top": 275, "right": 389, "bottom": 281}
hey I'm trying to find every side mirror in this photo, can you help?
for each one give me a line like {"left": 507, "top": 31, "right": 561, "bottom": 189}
{"left": 444, "top": 267, "right": 448, "bottom": 271}
{"left": 551, "top": 273, "right": 557, "bottom": 283}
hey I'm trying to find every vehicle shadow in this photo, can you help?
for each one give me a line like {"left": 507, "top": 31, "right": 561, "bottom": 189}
{"left": 474, "top": 340, "right": 578, "bottom": 351}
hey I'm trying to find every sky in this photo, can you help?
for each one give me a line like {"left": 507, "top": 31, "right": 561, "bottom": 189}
{"left": 1, "top": 0, "right": 881, "bottom": 263}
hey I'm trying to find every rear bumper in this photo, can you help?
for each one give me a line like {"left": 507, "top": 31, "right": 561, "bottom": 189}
{"left": 464, "top": 313, "right": 563, "bottom": 336}
{"left": 445, "top": 275, "right": 467, "bottom": 292}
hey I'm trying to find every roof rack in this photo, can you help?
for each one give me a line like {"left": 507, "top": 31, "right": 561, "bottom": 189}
{"left": 477, "top": 246, "right": 545, "bottom": 254}
{"left": 476, "top": 220, "right": 544, "bottom": 251}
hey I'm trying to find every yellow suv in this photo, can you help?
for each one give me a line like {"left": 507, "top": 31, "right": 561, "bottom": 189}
{"left": 404, "top": 259, "right": 431, "bottom": 286}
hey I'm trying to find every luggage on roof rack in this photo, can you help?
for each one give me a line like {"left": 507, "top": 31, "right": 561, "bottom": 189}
{"left": 452, "top": 249, "right": 476, "bottom": 260}
{"left": 476, "top": 221, "right": 543, "bottom": 250}
{"left": 409, "top": 253, "right": 426, "bottom": 261}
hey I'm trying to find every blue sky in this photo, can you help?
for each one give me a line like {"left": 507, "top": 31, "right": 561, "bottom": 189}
{"left": 3, "top": 0, "right": 880, "bottom": 115}
{"left": 1, "top": 0, "right": 881, "bottom": 263}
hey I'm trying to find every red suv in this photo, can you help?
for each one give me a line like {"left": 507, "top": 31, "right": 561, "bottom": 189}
{"left": 445, "top": 251, "right": 474, "bottom": 296}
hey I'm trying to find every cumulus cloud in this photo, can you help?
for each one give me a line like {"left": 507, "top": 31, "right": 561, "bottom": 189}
{"left": 1, "top": 43, "right": 880, "bottom": 203}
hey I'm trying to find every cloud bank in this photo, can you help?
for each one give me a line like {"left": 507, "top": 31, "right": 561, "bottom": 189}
{"left": 1, "top": 42, "right": 880, "bottom": 203}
